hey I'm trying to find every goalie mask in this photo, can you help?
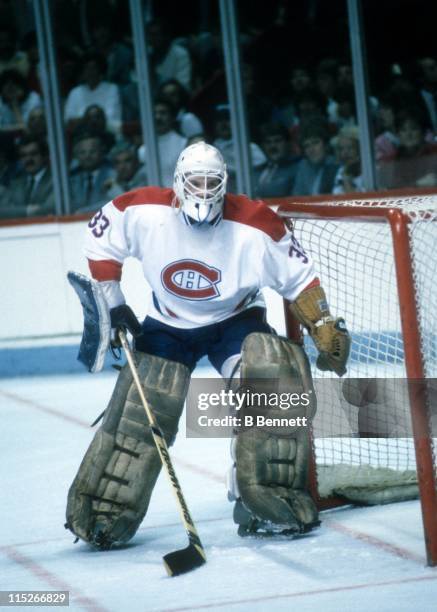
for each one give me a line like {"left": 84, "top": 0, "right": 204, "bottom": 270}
{"left": 173, "top": 142, "right": 227, "bottom": 227}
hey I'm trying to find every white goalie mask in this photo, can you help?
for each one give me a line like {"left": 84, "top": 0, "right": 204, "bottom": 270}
{"left": 173, "top": 142, "right": 227, "bottom": 227}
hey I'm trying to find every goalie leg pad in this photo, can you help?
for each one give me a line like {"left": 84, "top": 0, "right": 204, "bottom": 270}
{"left": 65, "top": 353, "right": 190, "bottom": 548}
{"left": 235, "top": 333, "right": 318, "bottom": 533}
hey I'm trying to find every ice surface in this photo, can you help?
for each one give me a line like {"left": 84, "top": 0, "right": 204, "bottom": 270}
{"left": 1, "top": 366, "right": 437, "bottom": 612}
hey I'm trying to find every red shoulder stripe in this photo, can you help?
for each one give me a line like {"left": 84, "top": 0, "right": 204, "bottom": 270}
{"left": 113, "top": 187, "right": 175, "bottom": 212}
{"left": 88, "top": 259, "right": 122, "bottom": 281}
{"left": 223, "top": 194, "right": 286, "bottom": 242}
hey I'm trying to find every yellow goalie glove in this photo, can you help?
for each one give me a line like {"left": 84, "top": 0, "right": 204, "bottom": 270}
{"left": 289, "top": 283, "right": 351, "bottom": 376}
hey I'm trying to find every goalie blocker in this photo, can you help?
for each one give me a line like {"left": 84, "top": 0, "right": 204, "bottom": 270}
{"left": 67, "top": 272, "right": 143, "bottom": 372}
{"left": 67, "top": 271, "right": 111, "bottom": 373}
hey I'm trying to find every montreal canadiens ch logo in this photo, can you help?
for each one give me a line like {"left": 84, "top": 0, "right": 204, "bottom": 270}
{"left": 161, "top": 259, "right": 221, "bottom": 300}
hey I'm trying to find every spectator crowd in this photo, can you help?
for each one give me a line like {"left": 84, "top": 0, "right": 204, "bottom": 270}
{"left": 1, "top": 2, "right": 437, "bottom": 220}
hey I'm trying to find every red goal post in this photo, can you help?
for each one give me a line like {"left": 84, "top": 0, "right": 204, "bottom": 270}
{"left": 273, "top": 190, "right": 437, "bottom": 566}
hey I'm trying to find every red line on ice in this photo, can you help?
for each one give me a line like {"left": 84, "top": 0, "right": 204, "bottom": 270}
{"left": 156, "top": 574, "right": 437, "bottom": 611}
{"left": 171, "top": 456, "right": 224, "bottom": 483}
{"left": 0, "top": 390, "right": 90, "bottom": 428}
{"left": 1, "top": 545, "right": 110, "bottom": 612}
{"left": 0, "top": 389, "right": 223, "bottom": 483}
{"left": 325, "top": 519, "right": 425, "bottom": 563}
{"left": 10, "top": 517, "right": 228, "bottom": 549}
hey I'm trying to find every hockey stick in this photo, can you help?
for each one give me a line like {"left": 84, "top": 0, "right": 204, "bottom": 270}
{"left": 118, "top": 330, "right": 207, "bottom": 577}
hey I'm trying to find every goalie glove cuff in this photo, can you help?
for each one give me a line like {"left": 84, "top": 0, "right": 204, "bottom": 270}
{"left": 289, "top": 285, "right": 331, "bottom": 331}
{"left": 289, "top": 286, "right": 351, "bottom": 377}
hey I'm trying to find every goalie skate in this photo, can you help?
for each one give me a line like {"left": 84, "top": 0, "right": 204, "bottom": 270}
{"left": 234, "top": 500, "right": 320, "bottom": 538}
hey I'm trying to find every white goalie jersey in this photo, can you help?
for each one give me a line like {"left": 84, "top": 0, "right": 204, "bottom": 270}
{"left": 84, "top": 187, "right": 317, "bottom": 329}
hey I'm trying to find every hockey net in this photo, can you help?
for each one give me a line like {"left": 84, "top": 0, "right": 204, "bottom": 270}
{"left": 277, "top": 192, "right": 437, "bottom": 563}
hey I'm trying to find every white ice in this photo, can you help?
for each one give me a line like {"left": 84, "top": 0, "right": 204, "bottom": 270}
{"left": 1, "top": 365, "right": 437, "bottom": 612}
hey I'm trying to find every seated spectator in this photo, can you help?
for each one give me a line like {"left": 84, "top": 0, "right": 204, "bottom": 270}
{"left": 335, "top": 61, "right": 379, "bottom": 120}
{"left": 69, "top": 132, "right": 114, "bottom": 213}
{"left": 0, "top": 133, "right": 18, "bottom": 187}
{"left": 26, "top": 105, "right": 46, "bottom": 139}
{"left": 378, "top": 110, "right": 437, "bottom": 189}
{"left": 332, "top": 126, "right": 364, "bottom": 194}
{"left": 290, "top": 65, "right": 313, "bottom": 94}
{"left": 121, "top": 120, "right": 143, "bottom": 148}
{"left": 331, "top": 85, "right": 357, "bottom": 129}
{"left": 315, "top": 58, "right": 339, "bottom": 124}
{"left": 337, "top": 61, "right": 354, "bottom": 89}
{"left": 287, "top": 87, "right": 331, "bottom": 155}
{"left": 21, "top": 31, "right": 41, "bottom": 94}
{"left": 241, "top": 62, "right": 274, "bottom": 143}
{"left": 64, "top": 53, "right": 121, "bottom": 135}
{"left": 254, "top": 122, "right": 299, "bottom": 197}
{"left": 57, "top": 43, "right": 83, "bottom": 100}
{"left": 188, "top": 26, "right": 223, "bottom": 89}
{"left": 104, "top": 141, "right": 147, "bottom": 199}
{"left": 416, "top": 57, "right": 437, "bottom": 133}
{"left": 158, "top": 79, "right": 203, "bottom": 138}
{"left": 293, "top": 87, "right": 327, "bottom": 123}
{"left": 272, "top": 64, "right": 313, "bottom": 131}
{"left": 385, "top": 71, "right": 428, "bottom": 118}
{"left": 120, "top": 78, "right": 139, "bottom": 123}
{"left": 374, "top": 95, "right": 399, "bottom": 161}
{"left": 0, "top": 69, "right": 41, "bottom": 133}
{"left": 138, "top": 98, "right": 187, "bottom": 187}
{"left": 211, "top": 104, "right": 266, "bottom": 192}
{"left": 0, "top": 134, "right": 54, "bottom": 218}
{"left": 90, "top": 21, "right": 133, "bottom": 87}
{"left": 333, "top": 86, "right": 378, "bottom": 133}
{"left": 71, "top": 104, "right": 116, "bottom": 155}
{"left": 0, "top": 26, "right": 29, "bottom": 78}
{"left": 147, "top": 19, "right": 192, "bottom": 92}
{"left": 292, "top": 121, "right": 339, "bottom": 195}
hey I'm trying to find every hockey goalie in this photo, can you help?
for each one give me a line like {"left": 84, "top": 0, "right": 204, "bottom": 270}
{"left": 65, "top": 142, "right": 351, "bottom": 548}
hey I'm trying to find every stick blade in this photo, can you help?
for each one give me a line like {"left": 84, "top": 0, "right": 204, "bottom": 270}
{"left": 163, "top": 543, "right": 206, "bottom": 577}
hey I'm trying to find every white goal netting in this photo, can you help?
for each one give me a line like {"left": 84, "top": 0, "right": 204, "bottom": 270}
{"left": 280, "top": 194, "right": 437, "bottom": 503}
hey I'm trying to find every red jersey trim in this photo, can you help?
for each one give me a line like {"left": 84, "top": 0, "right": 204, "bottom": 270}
{"left": 88, "top": 259, "right": 122, "bottom": 281}
{"left": 165, "top": 305, "right": 179, "bottom": 318}
{"left": 223, "top": 194, "right": 286, "bottom": 242}
{"left": 303, "top": 277, "right": 320, "bottom": 291}
{"left": 113, "top": 187, "right": 175, "bottom": 212}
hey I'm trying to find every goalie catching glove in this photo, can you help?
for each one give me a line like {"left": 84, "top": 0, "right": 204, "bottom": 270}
{"left": 289, "top": 284, "right": 351, "bottom": 376}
